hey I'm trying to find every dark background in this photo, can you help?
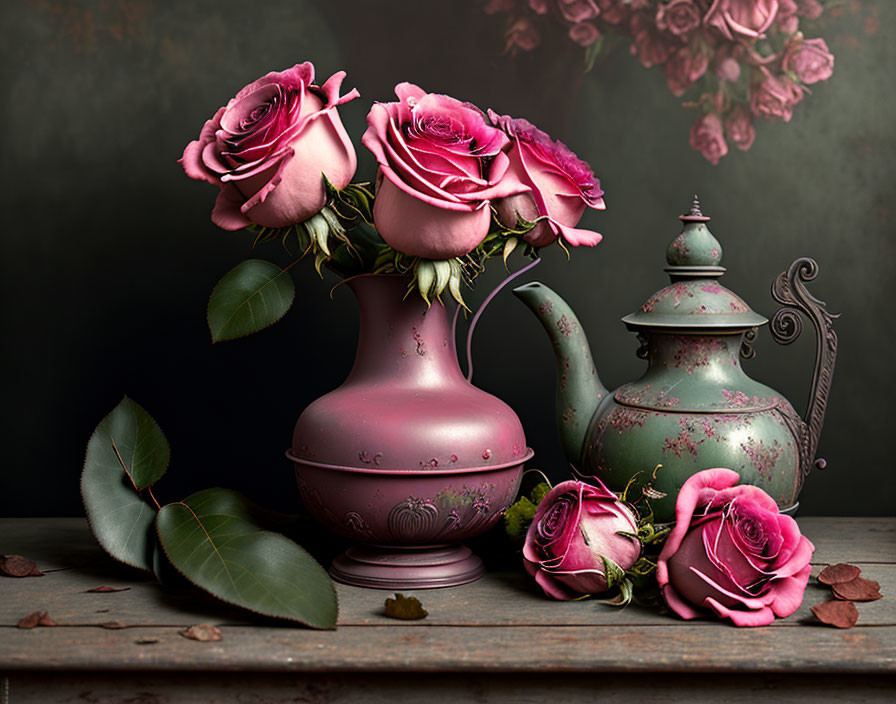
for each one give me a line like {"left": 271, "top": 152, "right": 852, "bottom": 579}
{"left": 1, "top": 1, "right": 893, "bottom": 518}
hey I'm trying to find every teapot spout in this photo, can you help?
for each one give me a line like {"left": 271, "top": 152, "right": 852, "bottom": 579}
{"left": 513, "top": 281, "right": 608, "bottom": 467}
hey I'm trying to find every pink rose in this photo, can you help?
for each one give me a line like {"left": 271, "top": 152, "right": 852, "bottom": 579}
{"left": 523, "top": 480, "right": 641, "bottom": 600}
{"left": 724, "top": 105, "right": 756, "bottom": 150}
{"left": 797, "top": 0, "right": 823, "bottom": 19}
{"left": 750, "top": 73, "right": 803, "bottom": 121}
{"left": 181, "top": 63, "right": 359, "bottom": 231}
{"left": 704, "top": 0, "right": 779, "bottom": 41}
{"left": 488, "top": 111, "right": 604, "bottom": 248}
{"left": 569, "top": 21, "right": 601, "bottom": 46}
{"left": 715, "top": 57, "right": 742, "bottom": 82}
{"left": 665, "top": 44, "right": 709, "bottom": 96}
{"left": 362, "top": 84, "right": 515, "bottom": 259}
{"left": 596, "top": 0, "right": 629, "bottom": 24}
{"left": 656, "top": 0, "right": 702, "bottom": 36}
{"left": 506, "top": 16, "right": 542, "bottom": 51}
{"left": 529, "top": 0, "right": 549, "bottom": 13}
{"left": 777, "top": 0, "right": 799, "bottom": 33}
{"left": 631, "top": 13, "right": 673, "bottom": 68}
{"left": 689, "top": 113, "right": 728, "bottom": 164}
{"left": 657, "top": 469, "right": 814, "bottom": 627}
{"left": 557, "top": 0, "right": 600, "bottom": 24}
{"left": 783, "top": 37, "right": 834, "bottom": 84}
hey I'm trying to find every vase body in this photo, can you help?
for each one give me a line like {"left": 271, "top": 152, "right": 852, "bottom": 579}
{"left": 289, "top": 274, "right": 532, "bottom": 588}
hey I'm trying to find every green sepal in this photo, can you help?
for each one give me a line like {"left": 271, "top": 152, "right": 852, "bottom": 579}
{"left": 601, "top": 555, "right": 626, "bottom": 589}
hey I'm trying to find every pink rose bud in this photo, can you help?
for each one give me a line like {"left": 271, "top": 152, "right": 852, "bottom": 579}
{"left": 523, "top": 480, "right": 641, "bottom": 600}
{"left": 655, "top": 0, "right": 702, "bottom": 37}
{"left": 569, "top": 21, "right": 601, "bottom": 46}
{"left": 797, "top": 0, "right": 823, "bottom": 19}
{"left": 529, "top": 0, "right": 549, "bottom": 14}
{"left": 488, "top": 110, "right": 604, "bottom": 248}
{"left": 630, "top": 13, "right": 673, "bottom": 68}
{"left": 506, "top": 16, "right": 541, "bottom": 51}
{"left": 596, "top": 0, "right": 628, "bottom": 24}
{"left": 362, "top": 83, "right": 518, "bottom": 259}
{"left": 750, "top": 73, "right": 804, "bottom": 122}
{"left": 665, "top": 44, "right": 709, "bottom": 96}
{"left": 715, "top": 57, "right": 742, "bottom": 82}
{"left": 704, "top": 0, "right": 779, "bottom": 41}
{"left": 558, "top": 0, "right": 600, "bottom": 24}
{"left": 724, "top": 105, "right": 757, "bottom": 150}
{"left": 783, "top": 37, "right": 834, "bottom": 85}
{"left": 689, "top": 112, "right": 729, "bottom": 164}
{"left": 657, "top": 469, "right": 814, "bottom": 627}
{"left": 180, "top": 63, "right": 359, "bottom": 231}
{"left": 777, "top": 0, "right": 800, "bottom": 33}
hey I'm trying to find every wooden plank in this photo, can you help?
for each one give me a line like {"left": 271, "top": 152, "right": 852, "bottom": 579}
{"left": 7, "top": 672, "right": 896, "bottom": 704}
{"left": 0, "top": 622, "right": 894, "bottom": 674}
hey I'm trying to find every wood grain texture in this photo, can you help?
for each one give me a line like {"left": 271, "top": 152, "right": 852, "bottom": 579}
{"left": 6, "top": 673, "right": 896, "bottom": 704}
{"left": 0, "top": 517, "right": 894, "bottom": 674}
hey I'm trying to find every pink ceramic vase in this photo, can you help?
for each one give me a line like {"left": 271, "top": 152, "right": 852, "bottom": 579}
{"left": 288, "top": 274, "right": 532, "bottom": 588}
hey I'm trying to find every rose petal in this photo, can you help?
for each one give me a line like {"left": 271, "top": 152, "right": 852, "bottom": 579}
{"left": 832, "top": 577, "right": 883, "bottom": 602}
{"left": 662, "top": 583, "right": 703, "bottom": 620}
{"left": 818, "top": 563, "right": 862, "bottom": 586}
{"left": 17, "top": 611, "right": 43, "bottom": 629}
{"left": 812, "top": 600, "right": 859, "bottom": 628}
{"left": 769, "top": 563, "right": 813, "bottom": 618}
{"left": 0, "top": 554, "right": 43, "bottom": 578}
{"left": 533, "top": 567, "right": 582, "bottom": 601}
{"left": 704, "top": 597, "right": 776, "bottom": 627}
{"left": 180, "top": 624, "right": 223, "bottom": 642}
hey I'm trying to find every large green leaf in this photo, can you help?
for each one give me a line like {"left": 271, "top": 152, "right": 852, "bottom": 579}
{"left": 81, "top": 397, "right": 169, "bottom": 571}
{"left": 155, "top": 488, "right": 338, "bottom": 628}
{"left": 207, "top": 259, "right": 295, "bottom": 342}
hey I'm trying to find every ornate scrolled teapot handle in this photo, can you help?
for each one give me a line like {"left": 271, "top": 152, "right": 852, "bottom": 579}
{"left": 769, "top": 257, "right": 839, "bottom": 474}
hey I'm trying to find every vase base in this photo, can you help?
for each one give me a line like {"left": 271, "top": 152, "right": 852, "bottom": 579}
{"left": 329, "top": 544, "right": 485, "bottom": 589}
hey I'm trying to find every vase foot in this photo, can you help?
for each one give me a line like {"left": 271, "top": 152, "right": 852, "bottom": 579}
{"left": 329, "top": 544, "right": 485, "bottom": 589}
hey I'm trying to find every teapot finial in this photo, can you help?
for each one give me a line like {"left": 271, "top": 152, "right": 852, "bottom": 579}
{"left": 666, "top": 195, "right": 723, "bottom": 274}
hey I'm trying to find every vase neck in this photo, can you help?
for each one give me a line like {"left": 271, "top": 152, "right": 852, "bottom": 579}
{"left": 346, "top": 275, "right": 464, "bottom": 388}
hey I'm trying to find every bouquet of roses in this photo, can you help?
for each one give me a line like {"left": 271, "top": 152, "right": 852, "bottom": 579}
{"left": 180, "top": 63, "right": 606, "bottom": 341}
{"left": 485, "top": 0, "right": 839, "bottom": 164}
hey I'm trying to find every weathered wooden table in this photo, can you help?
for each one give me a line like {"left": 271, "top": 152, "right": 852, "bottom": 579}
{"left": 1, "top": 517, "right": 893, "bottom": 703}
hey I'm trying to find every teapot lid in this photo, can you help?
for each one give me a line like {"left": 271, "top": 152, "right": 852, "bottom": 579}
{"left": 621, "top": 197, "right": 767, "bottom": 331}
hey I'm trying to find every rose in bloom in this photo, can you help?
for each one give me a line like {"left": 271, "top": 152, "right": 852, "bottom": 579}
{"left": 783, "top": 37, "right": 834, "bottom": 84}
{"left": 558, "top": 0, "right": 600, "bottom": 24}
{"left": 704, "top": 0, "right": 780, "bottom": 41}
{"left": 665, "top": 44, "right": 710, "bottom": 96}
{"left": 656, "top": 0, "right": 702, "bottom": 36}
{"left": 488, "top": 110, "right": 604, "bottom": 247}
{"left": 689, "top": 113, "right": 728, "bottom": 164}
{"left": 657, "top": 469, "right": 814, "bottom": 627}
{"left": 181, "top": 63, "right": 359, "bottom": 230}
{"left": 724, "top": 105, "right": 756, "bottom": 150}
{"left": 362, "top": 83, "right": 514, "bottom": 259}
{"left": 523, "top": 480, "right": 641, "bottom": 600}
{"left": 569, "top": 21, "right": 601, "bottom": 47}
{"left": 750, "top": 73, "right": 804, "bottom": 121}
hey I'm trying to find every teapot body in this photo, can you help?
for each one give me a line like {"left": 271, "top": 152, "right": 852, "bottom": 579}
{"left": 582, "top": 332, "right": 806, "bottom": 521}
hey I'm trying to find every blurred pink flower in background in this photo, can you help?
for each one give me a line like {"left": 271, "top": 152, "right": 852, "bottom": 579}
{"left": 751, "top": 72, "right": 804, "bottom": 121}
{"left": 569, "top": 21, "right": 601, "bottom": 45}
{"left": 724, "top": 105, "right": 757, "bottom": 150}
{"left": 783, "top": 36, "right": 834, "bottom": 83}
{"left": 689, "top": 113, "right": 728, "bottom": 165}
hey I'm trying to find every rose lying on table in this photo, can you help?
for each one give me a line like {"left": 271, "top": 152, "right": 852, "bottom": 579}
{"left": 522, "top": 468, "right": 814, "bottom": 627}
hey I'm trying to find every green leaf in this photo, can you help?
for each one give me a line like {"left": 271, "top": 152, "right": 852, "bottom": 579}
{"left": 207, "top": 260, "right": 295, "bottom": 342}
{"left": 601, "top": 555, "right": 626, "bottom": 589}
{"left": 81, "top": 397, "right": 168, "bottom": 571}
{"left": 155, "top": 488, "right": 337, "bottom": 628}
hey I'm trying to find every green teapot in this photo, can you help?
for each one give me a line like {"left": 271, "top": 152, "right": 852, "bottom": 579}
{"left": 514, "top": 198, "right": 838, "bottom": 521}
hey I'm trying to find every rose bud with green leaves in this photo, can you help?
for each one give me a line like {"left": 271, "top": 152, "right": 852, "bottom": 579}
{"left": 523, "top": 479, "right": 641, "bottom": 601}
{"left": 180, "top": 62, "right": 359, "bottom": 230}
{"left": 488, "top": 110, "right": 605, "bottom": 248}
{"left": 657, "top": 468, "right": 814, "bottom": 627}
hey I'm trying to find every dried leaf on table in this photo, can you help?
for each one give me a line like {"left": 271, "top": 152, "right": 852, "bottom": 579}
{"left": 384, "top": 593, "right": 428, "bottom": 620}
{"left": 817, "top": 563, "right": 862, "bottom": 586}
{"left": 99, "top": 621, "right": 128, "bottom": 629}
{"left": 812, "top": 600, "right": 859, "bottom": 628}
{"left": 1, "top": 555, "right": 44, "bottom": 577}
{"left": 86, "top": 585, "right": 131, "bottom": 593}
{"left": 17, "top": 611, "right": 44, "bottom": 629}
{"left": 832, "top": 577, "right": 883, "bottom": 602}
{"left": 180, "top": 624, "right": 223, "bottom": 642}
{"left": 38, "top": 613, "right": 57, "bottom": 626}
